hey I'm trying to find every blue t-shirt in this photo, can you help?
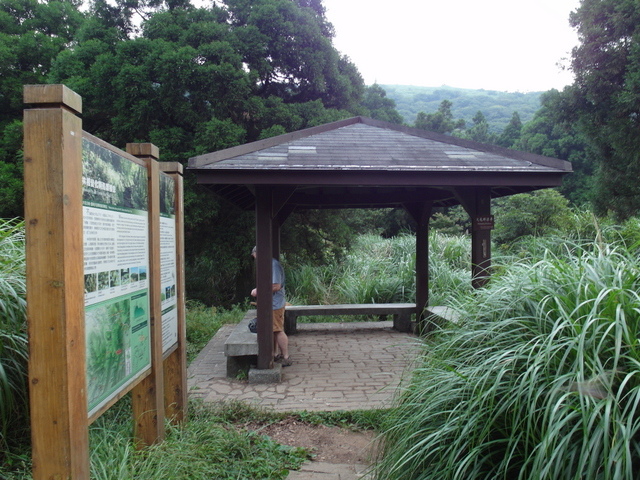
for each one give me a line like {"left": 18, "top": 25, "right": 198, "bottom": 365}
{"left": 272, "top": 258, "right": 285, "bottom": 310}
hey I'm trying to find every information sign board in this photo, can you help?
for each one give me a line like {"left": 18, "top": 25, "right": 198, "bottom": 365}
{"left": 82, "top": 137, "right": 152, "bottom": 417}
{"left": 159, "top": 173, "right": 178, "bottom": 353}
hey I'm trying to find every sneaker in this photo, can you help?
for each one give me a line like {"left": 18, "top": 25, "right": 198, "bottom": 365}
{"left": 281, "top": 357, "right": 292, "bottom": 367}
{"left": 274, "top": 354, "right": 283, "bottom": 362}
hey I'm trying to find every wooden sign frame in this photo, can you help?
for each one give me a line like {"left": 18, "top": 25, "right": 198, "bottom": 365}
{"left": 24, "top": 85, "right": 186, "bottom": 479}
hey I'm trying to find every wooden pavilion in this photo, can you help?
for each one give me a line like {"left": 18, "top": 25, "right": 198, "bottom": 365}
{"left": 188, "top": 116, "right": 572, "bottom": 369}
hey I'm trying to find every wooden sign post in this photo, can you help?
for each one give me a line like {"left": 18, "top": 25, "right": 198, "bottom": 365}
{"left": 159, "top": 162, "right": 187, "bottom": 423}
{"left": 127, "top": 144, "right": 165, "bottom": 446}
{"left": 24, "top": 85, "right": 90, "bottom": 479}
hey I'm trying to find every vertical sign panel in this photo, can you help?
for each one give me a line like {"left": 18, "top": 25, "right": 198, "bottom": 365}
{"left": 82, "top": 137, "right": 151, "bottom": 417}
{"left": 159, "top": 172, "right": 178, "bottom": 353}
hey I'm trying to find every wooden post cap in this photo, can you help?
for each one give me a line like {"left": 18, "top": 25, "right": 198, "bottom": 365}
{"left": 23, "top": 84, "right": 82, "bottom": 114}
{"left": 126, "top": 143, "right": 160, "bottom": 159}
{"left": 159, "top": 162, "right": 183, "bottom": 175}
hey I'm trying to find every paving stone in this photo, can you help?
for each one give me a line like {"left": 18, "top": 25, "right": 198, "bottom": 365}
{"left": 187, "top": 320, "right": 418, "bottom": 480}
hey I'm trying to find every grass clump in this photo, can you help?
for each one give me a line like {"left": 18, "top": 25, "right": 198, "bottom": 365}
{"left": 205, "top": 400, "right": 386, "bottom": 432}
{"left": 86, "top": 400, "right": 308, "bottom": 480}
{"left": 0, "top": 219, "right": 28, "bottom": 459}
{"left": 374, "top": 239, "right": 640, "bottom": 480}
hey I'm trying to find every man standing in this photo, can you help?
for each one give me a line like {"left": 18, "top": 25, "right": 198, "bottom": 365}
{"left": 251, "top": 246, "right": 291, "bottom": 366}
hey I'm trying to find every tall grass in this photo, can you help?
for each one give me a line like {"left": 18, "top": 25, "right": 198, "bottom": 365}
{"left": 84, "top": 400, "right": 308, "bottom": 480}
{"left": 374, "top": 239, "right": 640, "bottom": 480}
{"left": 0, "top": 219, "right": 28, "bottom": 454}
{"left": 287, "top": 232, "right": 472, "bottom": 308}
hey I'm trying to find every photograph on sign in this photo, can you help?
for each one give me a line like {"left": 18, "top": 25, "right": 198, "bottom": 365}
{"left": 82, "top": 137, "right": 152, "bottom": 417}
{"left": 159, "top": 172, "right": 178, "bottom": 353}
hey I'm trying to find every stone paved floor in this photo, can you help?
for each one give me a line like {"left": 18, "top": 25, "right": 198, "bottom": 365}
{"left": 187, "top": 320, "right": 420, "bottom": 480}
{"left": 187, "top": 320, "right": 419, "bottom": 411}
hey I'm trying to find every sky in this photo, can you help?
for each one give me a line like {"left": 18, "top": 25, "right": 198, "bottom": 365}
{"left": 321, "top": 0, "right": 581, "bottom": 92}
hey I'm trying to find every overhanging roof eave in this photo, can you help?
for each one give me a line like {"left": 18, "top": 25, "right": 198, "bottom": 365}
{"left": 193, "top": 168, "right": 570, "bottom": 188}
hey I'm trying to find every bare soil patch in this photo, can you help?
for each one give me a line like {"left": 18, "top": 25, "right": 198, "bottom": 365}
{"left": 243, "top": 417, "right": 378, "bottom": 464}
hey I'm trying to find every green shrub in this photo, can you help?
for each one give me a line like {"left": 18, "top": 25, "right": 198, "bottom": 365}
{"left": 374, "top": 239, "right": 640, "bottom": 479}
{"left": 493, "top": 189, "right": 574, "bottom": 246}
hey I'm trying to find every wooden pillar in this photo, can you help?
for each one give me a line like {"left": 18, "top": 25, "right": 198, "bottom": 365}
{"left": 471, "top": 190, "right": 492, "bottom": 288}
{"left": 158, "top": 162, "right": 187, "bottom": 424}
{"left": 454, "top": 187, "right": 493, "bottom": 289}
{"left": 24, "top": 84, "right": 90, "bottom": 479}
{"left": 255, "top": 186, "right": 274, "bottom": 369}
{"left": 404, "top": 202, "right": 432, "bottom": 330}
{"left": 127, "top": 143, "right": 165, "bottom": 446}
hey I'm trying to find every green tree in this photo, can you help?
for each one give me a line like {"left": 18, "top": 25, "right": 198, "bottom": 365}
{"left": 360, "top": 84, "right": 403, "bottom": 124}
{"left": 414, "top": 99, "right": 465, "bottom": 134}
{"left": 225, "top": 0, "right": 364, "bottom": 110}
{"left": 565, "top": 0, "right": 640, "bottom": 218}
{"left": 516, "top": 90, "right": 596, "bottom": 206}
{"left": 496, "top": 111, "right": 522, "bottom": 147}
{"left": 0, "top": 0, "right": 85, "bottom": 218}
{"left": 463, "top": 111, "right": 494, "bottom": 143}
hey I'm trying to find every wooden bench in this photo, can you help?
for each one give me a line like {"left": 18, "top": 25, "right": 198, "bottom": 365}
{"left": 284, "top": 303, "right": 417, "bottom": 334}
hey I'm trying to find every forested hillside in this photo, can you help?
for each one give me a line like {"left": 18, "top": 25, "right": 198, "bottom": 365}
{"left": 2, "top": 0, "right": 640, "bottom": 307}
{"left": 380, "top": 84, "right": 543, "bottom": 132}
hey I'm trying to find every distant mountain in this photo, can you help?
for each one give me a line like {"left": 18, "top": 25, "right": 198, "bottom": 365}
{"left": 380, "top": 85, "right": 544, "bottom": 133}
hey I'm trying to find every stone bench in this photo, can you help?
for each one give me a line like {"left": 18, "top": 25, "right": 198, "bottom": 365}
{"left": 224, "top": 312, "right": 258, "bottom": 378}
{"left": 425, "top": 306, "right": 460, "bottom": 324}
{"left": 284, "top": 303, "right": 417, "bottom": 334}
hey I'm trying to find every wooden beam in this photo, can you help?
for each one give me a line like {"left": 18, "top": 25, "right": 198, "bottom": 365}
{"left": 24, "top": 84, "right": 90, "bottom": 479}
{"left": 471, "top": 188, "right": 492, "bottom": 288}
{"left": 194, "top": 169, "right": 566, "bottom": 188}
{"left": 272, "top": 186, "right": 296, "bottom": 218}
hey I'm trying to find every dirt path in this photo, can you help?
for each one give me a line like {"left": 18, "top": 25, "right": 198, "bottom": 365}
{"left": 243, "top": 417, "right": 378, "bottom": 464}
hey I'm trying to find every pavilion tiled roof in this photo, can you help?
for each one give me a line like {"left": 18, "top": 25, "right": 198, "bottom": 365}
{"left": 188, "top": 116, "right": 571, "bottom": 210}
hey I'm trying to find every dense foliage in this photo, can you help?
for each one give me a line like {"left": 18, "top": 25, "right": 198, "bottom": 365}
{"left": 562, "top": 0, "right": 640, "bottom": 218}
{"left": 375, "top": 234, "right": 640, "bottom": 480}
{"left": 286, "top": 232, "right": 472, "bottom": 309}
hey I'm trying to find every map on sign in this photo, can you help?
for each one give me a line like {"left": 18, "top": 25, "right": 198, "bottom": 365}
{"left": 82, "top": 137, "right": 151, "bottom": 418}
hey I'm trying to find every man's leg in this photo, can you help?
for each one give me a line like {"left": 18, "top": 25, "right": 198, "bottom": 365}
{"left": 274, "top": 331, "right": 289, "bottom": 360}
{"left": 272, "top": 306, "right": 290, "bottom": 365}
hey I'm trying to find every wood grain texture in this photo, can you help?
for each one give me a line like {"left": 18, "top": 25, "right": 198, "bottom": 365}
{"left": 24, "top": 85, "right": 89, "bottom": 479}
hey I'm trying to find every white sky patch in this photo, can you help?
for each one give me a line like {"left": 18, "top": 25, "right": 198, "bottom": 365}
{"left": 322, "top": 0, "right": 581, "bottom": 92}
